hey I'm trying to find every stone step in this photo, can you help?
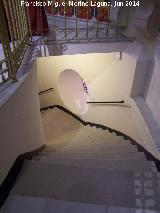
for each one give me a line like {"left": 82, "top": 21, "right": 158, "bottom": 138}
{"left": 1, "top": 195, "right": 46, "bottom": 213}
{"left": 32, "top": 156, "right": 43, "bottom": 161}
{"left": 38, "top": 155, "right": 151, "bottom": 168}
{"left": 3, "top": 194, "right": 160, "bottom": 213}
{"left": 107, "top": 206, "right": 160, "bottom": 213}
{"left": 33, "top": 157, "right": 156, "bottom": 172}
{"left": 41, "top": 147, "right": 135, "bottom": 156}
{"left": 55, "top": 126, "right": 123, "bottom": 142}
{"left": 69, "top": 126, "right": 114, "bottom": 136}
{"left": 66, "top": 139, "right": 128, "bottom": 148}
{"left": 68, "top": 133, "right": 125, "bottom": 143}
{"left": 63, "top": 138, "right": 129, "bottom": 147}
{"left": 53, "top": 145, "right": 138, "bottom": 154}
{"left": 11, "top": 161, "right": 160, "bottom": 210}
{"left": 44, "top": 140, "right": 132, "bottom": 153}
{"left": 44, "top": 197, "right": 106, "bottom": 213}
{"left": 1, "top": 195, "right": 106, "bottom": 213}
{"left": 44, "top": 151, "right": 146, "bottom": 161}
{"left": 39, "top": 148, "right": 137, "bottom": 158}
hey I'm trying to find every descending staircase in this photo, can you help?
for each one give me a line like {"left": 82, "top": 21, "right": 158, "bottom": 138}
{"left": 1, "top": 107, "right": 160, "bottom": 212}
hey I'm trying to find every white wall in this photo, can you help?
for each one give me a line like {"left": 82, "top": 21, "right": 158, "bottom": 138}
{"left": 146, "top": 46, "right": 160, "bottom": 128}
{"left": 0, "top": 64, "right": 45, "bottom": 184}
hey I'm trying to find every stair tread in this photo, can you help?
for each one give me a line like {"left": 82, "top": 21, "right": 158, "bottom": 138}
{"left": 3, "top": 195, "right": 160, "bottom": 213}
{"left": 40, "top": 149, "right": 137, "bottom": 156}
{"left": 44, "top": 151, "right": 146, "bottom": 161}
{"left": 11, "top": 161, "right": 160, "bottom": 210}
{"left": 32, "top": 158, "right": 156, "bottom": 171}
{"left": 1, "top": 195, "right": 46, "bottom": 213}
{"left": 52, "top": 146, "right": 138, "bottom": 153}
{"left": 107, "top": 206, "right": 160, "bottom": 213}
{"left": 39, "top": 156, "right": 147, "bottom": 165}
{"left": 3, "top": 194, "right": 160, "bottom": 213}
{"left": 2, "top": 195, "right": 106, "bottom": 213}
{"left": 44, "top": 140, "right": 132, "bottom": 152}
{"left": 61, "top": 139, "right": 129, "bottom": 145}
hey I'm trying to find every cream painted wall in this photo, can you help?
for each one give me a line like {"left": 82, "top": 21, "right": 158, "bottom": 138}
{"left": 0, "top": 64, "right": 45, "bottom": 184}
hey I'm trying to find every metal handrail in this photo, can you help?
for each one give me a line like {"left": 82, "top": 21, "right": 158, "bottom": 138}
{"left": 36, "top": 26, "right": 135, "bottom": 45}
{"left": 0, "top": 0, "right": 31, "bottom": 85}
{"left": 39, "top": 88, "right": 55, "bottom": 95}
{"left": 87, "top": 100, "right": 125, "bottom": 104}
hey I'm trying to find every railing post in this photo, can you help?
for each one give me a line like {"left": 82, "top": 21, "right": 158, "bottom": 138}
{"left": 86, "top": 2, "right": 89, "bottom": 40}
{"left": 106, "top": 6, "right": 110, "bottom": 38}
{"left": 96, "top": 8, "right": 99, "bottom": 39}
{"left": 116, "top": 8, "right": 121, "bottom": 37}
{"left": 0, "top": 1, "right": 16, "bottom": 81}
{"left": 64, "top": 0, "right": 67, "bottom": 40}
{"left": 0, "top": 0, "right": 31, "bottom": 85}
{"left": 25, "top": 5, "right": 32, "bottom": 41}
{"left": 76, "top": 0, "right": 78, "bottom": 40}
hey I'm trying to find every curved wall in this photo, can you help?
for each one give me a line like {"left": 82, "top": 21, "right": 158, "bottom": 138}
{"left": 0, "top": 63, "right": 45, "bottom": 184}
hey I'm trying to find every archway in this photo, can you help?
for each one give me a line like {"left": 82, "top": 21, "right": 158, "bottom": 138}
{"left": 58, "top": 69, "right": 89, "bottom": 115}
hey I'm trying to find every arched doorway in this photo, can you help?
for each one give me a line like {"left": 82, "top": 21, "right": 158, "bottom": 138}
{"left": 58, "top": 69, "right": 89, "bottom": 115}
